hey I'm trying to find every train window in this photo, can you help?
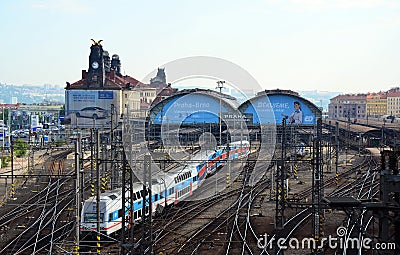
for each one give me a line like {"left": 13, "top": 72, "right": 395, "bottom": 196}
{"left": 169, "top": 188, "right": 174, "bottom": 195}
{"left": 138, "top": 209, "right": 142, "bottom": 218}
{"left": 140, "top": 190, "right": 145, "bottom": 197}
{"left": 109, "top": 195, "right": 117, "bottom": 200}
{"left": 109, "top": 213, "right": 113, "bottom": 222}
{"left": 84, "top": 213, "right": 97, "bottom": 223}
{"left": 133, "top": 193, "right": 137, "bottom": 201}
{"left": 136, "top": 191, "right": 141, "bottom": 199}
{"left": 85, "top": 213, "right": 105, "bottom": 223}
{"left": 134, "top": 211, "right": 138, "bottom": 219}
{"left": 118, "top": 209, "right": 123, "bottom": 218}
{"left": 155, "top": 194, "right": 158, "bottom": 201}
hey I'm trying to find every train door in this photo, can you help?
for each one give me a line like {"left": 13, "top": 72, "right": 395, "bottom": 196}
{"left": 175, "top": 189, "right": 179, "bottom": 204}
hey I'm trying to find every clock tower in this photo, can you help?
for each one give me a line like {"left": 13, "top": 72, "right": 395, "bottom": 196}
{"left": 86, "top": 39, "right": 105, "bottom": 88}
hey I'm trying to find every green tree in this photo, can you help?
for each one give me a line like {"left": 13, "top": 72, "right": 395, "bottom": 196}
{"left": 59, "top": 105, "right": 65, "bottom": 116}
{"left": 14, "top": 138, "right": 28, "bottom": 158}
{"left": 1, "top": 156, "right": 10, "bottom": 168}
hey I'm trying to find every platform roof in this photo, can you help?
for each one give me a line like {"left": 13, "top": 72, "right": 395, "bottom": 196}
{"left": 149, "top": 88, "right": 241, "bottom": 125}
{"left": 239, "top": 89, "right": 322, "bottom": 125}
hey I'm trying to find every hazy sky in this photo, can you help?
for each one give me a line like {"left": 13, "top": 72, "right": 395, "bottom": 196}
{"left": 1, "top": 0, "right": 399, "bottom": 93}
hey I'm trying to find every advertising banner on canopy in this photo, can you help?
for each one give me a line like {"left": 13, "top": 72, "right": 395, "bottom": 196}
{"left": 242, "top": 94, "right": 317, "bottom": 125}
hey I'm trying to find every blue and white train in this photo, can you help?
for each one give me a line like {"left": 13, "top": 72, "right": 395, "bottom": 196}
{"left": 80, "top": 140, "right": 250, "bottom": 236}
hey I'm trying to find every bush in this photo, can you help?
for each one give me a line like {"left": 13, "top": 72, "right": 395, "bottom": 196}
{"left": 14, "top": 138, "right": 28, "bottom": 158}
{"left": 1, "top": 156, "right": 10, "bottom": 168}
{"left": 56, "top": 139, "right": 64, "bottom": 147}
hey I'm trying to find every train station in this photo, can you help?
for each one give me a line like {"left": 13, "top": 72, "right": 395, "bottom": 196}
{"left": 0, "top": 40, "right": 399, "bottom": 255}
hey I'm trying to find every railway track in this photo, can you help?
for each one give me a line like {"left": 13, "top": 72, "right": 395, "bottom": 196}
{"left": 0, "top": 150, "right": 76, "bottom": 254}
{"left": 212, "top": 149, "right": 379, "bottom": 255}
{"left": 290, "top": 153, "right": 372, "bottom": 201}
{"left": 147, "top": 151, "right": 277, "bottom": 255}
{"left": 149, "top": 152, "right": 266, "bottom": 254}
{"left": 0, "top": 140, "right": 385, "bottom": 254}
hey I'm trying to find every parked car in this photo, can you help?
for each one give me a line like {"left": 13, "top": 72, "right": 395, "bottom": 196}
{"left": 75, "top": 107, "right": 108, "bottom": 119}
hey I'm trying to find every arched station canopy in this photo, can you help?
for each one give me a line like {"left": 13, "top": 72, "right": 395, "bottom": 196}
{"left": 149, "top": 88, "right": 241, "bottom": 125}
{"left": 239, "top": 89, "right": 322, "bottom": 126}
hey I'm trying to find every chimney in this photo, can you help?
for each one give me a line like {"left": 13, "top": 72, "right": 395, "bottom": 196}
{"left": 82, "top": 70, "right": 87, "bottom": 79}
{"left": 110, "top": 69, "right": 115, "bottom": 80}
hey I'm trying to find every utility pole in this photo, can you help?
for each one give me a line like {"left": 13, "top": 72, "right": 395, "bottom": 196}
{"left": 96, "top": 129, "right": 101, "bottom": 254}
{"left": 312, "top": 118, "right": 324, "bottom": 254}
{"left": 74, "top": 133, "right": 81, "bottom": 254}
{"left": 216, "top": 81, "right": 225, "bottom": 146}
{"left": 2, "top": 107, "right": 4, "bottom": 156}
{"left": 10, "top": 137, "right": 15, "bottom": 199}
{"left": 142, "top": 155, "right": 152, "bottom": 254}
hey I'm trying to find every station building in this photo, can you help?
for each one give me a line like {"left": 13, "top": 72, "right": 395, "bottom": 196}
{"left": 147, "top": 88, "right": 322, "bottom": 150}
{"left": 65, "top": 41, "right": 176, "bottom": 129}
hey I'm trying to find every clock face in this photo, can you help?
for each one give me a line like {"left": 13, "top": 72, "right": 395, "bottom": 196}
{"left": 92, "top": 61, "right": 99, "bottom": 69}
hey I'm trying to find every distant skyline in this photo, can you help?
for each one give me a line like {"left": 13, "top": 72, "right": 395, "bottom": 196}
{"left": 1, "top": 0, "right": 399, "bottom": 93}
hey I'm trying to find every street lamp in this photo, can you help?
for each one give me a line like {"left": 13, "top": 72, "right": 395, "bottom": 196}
{"left": 216, "top": 81, "right": 225, "bottom": 146}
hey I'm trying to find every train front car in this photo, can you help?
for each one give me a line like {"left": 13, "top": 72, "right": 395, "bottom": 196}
{"left": 80, "top": 189, "right": 124, "bottom": 237}
{"left": 206, "top": 147, "right": 227, "bottom": 175}
{"left": 191, "top": 150, "right": 213, "bottom": 183}
{"left": 229, "top": 140, "right": 250, "bottom": 159}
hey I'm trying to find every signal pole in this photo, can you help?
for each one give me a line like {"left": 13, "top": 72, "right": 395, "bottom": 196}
{"left": 216, "top": 81, "right": 225, "bottom": 146}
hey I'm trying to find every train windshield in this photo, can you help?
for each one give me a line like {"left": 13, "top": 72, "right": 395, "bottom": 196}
{"left": 84, "top": 213, "right": 104, "bottom": 223}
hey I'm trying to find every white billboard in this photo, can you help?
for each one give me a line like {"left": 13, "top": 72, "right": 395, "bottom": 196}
{"left": 66, "top": 90, "right": 119, "bottom": 128}
{"left": 31, "top": 115, "right": 39, "bottom": 127}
